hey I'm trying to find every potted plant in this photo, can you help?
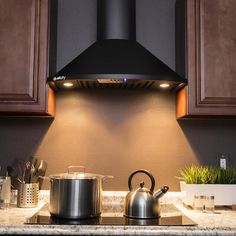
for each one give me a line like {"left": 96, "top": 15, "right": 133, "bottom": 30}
{"left": 178, "top": 165, "right": 236, "bottom": 206}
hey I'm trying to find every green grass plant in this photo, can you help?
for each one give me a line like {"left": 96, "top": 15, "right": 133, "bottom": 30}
{"left": 178, "top": 165, "right": 236, "bottom": 184}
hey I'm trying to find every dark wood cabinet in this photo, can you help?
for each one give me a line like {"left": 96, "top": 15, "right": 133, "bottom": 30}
{"left": 176, "top": 0, "right": 236, "bottom": 118}
{"left": 0, "top": 0, "right": 55, "bottom": 116}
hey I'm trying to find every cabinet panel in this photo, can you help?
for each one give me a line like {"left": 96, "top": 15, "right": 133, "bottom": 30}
{"left": 176, "top": 0, "right": 236, "bottom": 117}
{"left": 0, "top": 0, "right": 54, "bottom": 115}
{"left": 199, "top": 0, "right": 236, "bottom": 105}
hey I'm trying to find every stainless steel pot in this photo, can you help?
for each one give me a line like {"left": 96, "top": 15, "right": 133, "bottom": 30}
{"left": 47, "top": 166, "right": 113, "bottom": 219}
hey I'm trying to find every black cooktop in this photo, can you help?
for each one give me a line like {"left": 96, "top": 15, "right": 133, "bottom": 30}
{"left": 25, "top": 204, "right": 197, "bottom": 226}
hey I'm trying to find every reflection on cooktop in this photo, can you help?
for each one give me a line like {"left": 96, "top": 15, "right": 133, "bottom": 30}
{"left": 25, "top": 204, "right": 197, "bottom": 226}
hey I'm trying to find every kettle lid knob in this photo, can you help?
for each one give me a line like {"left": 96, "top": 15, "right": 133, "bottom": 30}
{"left": 140, "top": 181, "right": 145, "bottom": 188}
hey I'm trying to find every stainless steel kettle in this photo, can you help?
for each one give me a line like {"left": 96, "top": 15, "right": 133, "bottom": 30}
{"left": 124, "top": 169, "right": 169, "bottom": 219}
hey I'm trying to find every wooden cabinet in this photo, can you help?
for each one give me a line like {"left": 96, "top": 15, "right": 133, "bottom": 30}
{"left": 0, "top": 0, "right": 55, "bottom": 116}
{"left": 176, "top": 0, "right": 236, "bottom": 118}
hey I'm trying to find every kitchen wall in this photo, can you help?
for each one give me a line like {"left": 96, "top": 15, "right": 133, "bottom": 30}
{"left": 34, "top": 90, "right": 236, "bottom": 190}
{"left": 0, "top": 0, "right": 236, "bottom": 191}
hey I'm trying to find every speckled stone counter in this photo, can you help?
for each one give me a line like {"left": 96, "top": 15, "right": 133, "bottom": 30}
{"left": 0, "top": 191, "right": 236, "bottom": 235}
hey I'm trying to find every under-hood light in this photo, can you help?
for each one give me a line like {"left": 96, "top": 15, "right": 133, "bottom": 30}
{"left": 63, "top": 82, "right": 74, "bottom": 88}
{"left": 159, "top": 83, "right": 170, "bottom": 88}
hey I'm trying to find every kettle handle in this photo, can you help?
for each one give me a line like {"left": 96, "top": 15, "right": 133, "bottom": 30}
{"left": 128, "top": 169, "right": 155, "bottom": 193}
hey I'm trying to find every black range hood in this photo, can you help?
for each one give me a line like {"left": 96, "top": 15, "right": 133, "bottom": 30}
{"left": 48, "top": 0, "right": 187, "bottom": 90}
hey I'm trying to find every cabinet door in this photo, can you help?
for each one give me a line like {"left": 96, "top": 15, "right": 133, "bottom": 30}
{"left": 176, "top": 0, "right": 236, "bottom": 118}
{"left": 0, "top": 0, "right": 54, "bottom": 116}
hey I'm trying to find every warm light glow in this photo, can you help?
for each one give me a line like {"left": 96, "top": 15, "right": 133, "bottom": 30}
{"left": 63, "top": 82, "right": 74, "bottom": 87}
{"left": 159, "top": 83, "right": 170, "bottom": 88}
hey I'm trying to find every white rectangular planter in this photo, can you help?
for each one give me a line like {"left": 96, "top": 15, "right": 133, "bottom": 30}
{"left": 180, "top": 181, "right": 236, "bottom": 206}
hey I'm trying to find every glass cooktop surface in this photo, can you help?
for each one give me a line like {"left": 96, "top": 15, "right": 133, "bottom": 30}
{"left": 25, "top": 204, "right": 197, "bottom": 226}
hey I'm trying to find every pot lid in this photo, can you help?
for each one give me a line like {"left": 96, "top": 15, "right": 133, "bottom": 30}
{"left": 49, "top": 172, "right": 105, "bottom": 180}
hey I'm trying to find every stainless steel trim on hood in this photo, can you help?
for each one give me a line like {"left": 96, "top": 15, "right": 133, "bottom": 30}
{"left": 48, "top": 0, "right": 187, "bottom": 90}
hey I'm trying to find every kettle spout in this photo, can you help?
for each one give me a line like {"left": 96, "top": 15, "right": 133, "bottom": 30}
{"left": 154, "top": 185, "right": 169, "bottom": 199}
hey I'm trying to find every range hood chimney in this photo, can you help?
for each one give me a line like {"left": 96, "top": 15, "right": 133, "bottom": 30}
{"left": 48, "top": 0, "right": 187, "bottom": 90}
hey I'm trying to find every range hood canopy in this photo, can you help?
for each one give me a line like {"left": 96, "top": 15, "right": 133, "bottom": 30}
{"left": 48, "top": 0, "right": 187, "bottom": 90}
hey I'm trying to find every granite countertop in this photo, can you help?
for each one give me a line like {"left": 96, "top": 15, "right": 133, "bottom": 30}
{"left": 0, "top": 191, "right": 236, "bottom": 235}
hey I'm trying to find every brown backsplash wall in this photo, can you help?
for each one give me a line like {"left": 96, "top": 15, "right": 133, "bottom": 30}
{"left": 0, "top": 89, "right": 236, "bottom": 190}
{"left": 32, "top": 89, "right": 236, "bottom": 191}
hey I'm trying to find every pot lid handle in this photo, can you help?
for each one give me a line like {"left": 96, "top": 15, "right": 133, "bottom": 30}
{"left": 128, "top": 169, "right": 155, "bottom": 193}
{"left": 68, "top": 165, "right": 85, "bottom": 174}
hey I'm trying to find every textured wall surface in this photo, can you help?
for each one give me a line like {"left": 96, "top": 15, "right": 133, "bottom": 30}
{"left": 1, "top": 89, "right": 236, "bottom": 190}
{"left": 34, "top": 90, "right": 236, "bottom": 190}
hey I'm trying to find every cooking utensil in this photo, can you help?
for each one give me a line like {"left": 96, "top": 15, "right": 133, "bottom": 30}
{"left": 8, "top": 159, "right": 39, "bottom": 184}
{"left": 28, "top": 163, "right": 36, "bottom": 183}
{"left": 6, "top": 166, "right": 23, "bottom": 189}
{"left": 47, "top": 166, "right": 113, "bottom": 219}
{"left": 33, "top": 158, "right": 39, "bottom": 169}
{"left": 22, "top": 161, "right": 31, "bottom": 183}
{"left": 10, "top": 159, "right": 26, "bottom": 183}
{"left": 124, "top": 169, "right": 169, "bottom": 219}
{"left": 22, "top": 160, "right": 35, "bottom": 184}
{"left": 31, "top": 160, "right": 47, "bottom": 189}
